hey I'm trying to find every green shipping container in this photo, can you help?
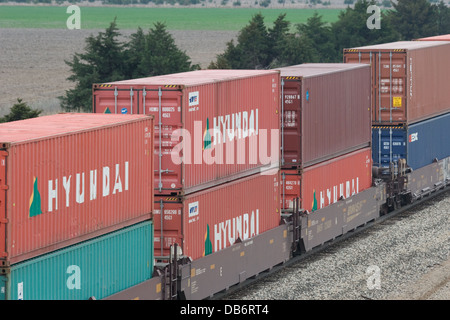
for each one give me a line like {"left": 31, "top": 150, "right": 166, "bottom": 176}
{"left": 0, "top": 220, "right": 153, "bottom": 300}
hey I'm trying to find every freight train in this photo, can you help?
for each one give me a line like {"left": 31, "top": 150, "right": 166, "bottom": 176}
{"left": 1, "top": 38, "right": 450, "bottom": 300}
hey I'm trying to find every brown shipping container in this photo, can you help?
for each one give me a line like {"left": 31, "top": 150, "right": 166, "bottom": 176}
{"left": 93, "top": 70, "right": 280, "bottom": 195}
{"left": 0, "top": 113, "right": 154, "bottom": 265}
{"left": 153, "top": 170, "right": 281, "bottom": 261}
{"left": 276, "top": 63, "right": 371, "bottom": 168}
{"left": 344, "top": 41, "right": 450, "bottom": 125}
{"left": 281, "top": 147, "right": 372, "bottom": 212}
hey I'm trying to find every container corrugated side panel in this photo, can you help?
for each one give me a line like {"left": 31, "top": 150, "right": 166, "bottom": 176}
{"left": 153, "top": 171, "right": 281, "bottom": 260}
{"left": 183, "top": 73, "right": 280, "bottom": 192}
{"left": 2, "top": 220, "right": 153, "bottom": 300}
{"left": 279, "top": 64, "right": 371, "bottom": 168}
{"left": 183, "top": 170, "right": 281, "bottom": 261}
{"left": 344, "top": 41, "right": 450, "bottom": 125}
{"left": 4, "top": 116, "right": 154, "bottom": 264}
{"left": 301, "top": 67, "right": 371, "bottom": 167}
{"left": 372, "top": 112, "right": 450, "bottom": 170}
{"left": 93, "top": 70, "right": 281, "bottom": 196}
{"left": 282, "top": 148, "right": 372, "bottom": 212}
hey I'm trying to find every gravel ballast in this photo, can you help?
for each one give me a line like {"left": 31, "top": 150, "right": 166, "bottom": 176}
{"left": 225, "top": 191, "right": 450, "bottom": 300}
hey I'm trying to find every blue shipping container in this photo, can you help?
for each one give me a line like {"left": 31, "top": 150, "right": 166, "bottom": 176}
{"left": 372, "top": 112, "right": 450, "bottom": 170}
{"left": 0, "top": 220, "right": 153, "bottom": 300}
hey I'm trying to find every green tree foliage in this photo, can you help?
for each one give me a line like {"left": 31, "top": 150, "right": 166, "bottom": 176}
{"left": 230, "top": 13, "right": 271, "bottom": 69}
{"left": 384, "top": 0, "right": 438, "bottom": 40}
{"left": 297, "top": 12, "right": 336, "bottom": 62}
{"left": 125, "top": 23, "right": 199, "bottom": 78}
{"left": 209, "top": 13, "right": 308, "bottom": 69}
{"left": 332, "top": 0, "right": 400, "bottom": 61}
{"left": 0, "top": 98, "right": 42, "bottom": 123}
{"left": 60, "top": 19, "right": 125, "bottom": 112}
{"left": 432, "top": 1, "right": 450, "bottom": 35}
{"left": 277, "top": 34, "right": 318, "bottom": 66}
{"left": 61, "top": 20, "right": 198, "bottom": 112}
{"left": 210, "top": 0, "right": 450, "bottom": 70}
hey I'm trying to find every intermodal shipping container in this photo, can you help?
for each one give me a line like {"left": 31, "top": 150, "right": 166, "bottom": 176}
{"left": 372, "top": 112, "right": 450, "bottom": 170}
{"left": 0, "top": 220, "right": 153, "bottom": 300}
{"left": 275, "top": 63, "right": 371, "bottom": 168}
{"left": 417, "top": 34, "right": 450, "bottom": 41}
{"left": 344, "top": 41, "right": 450, "bottom": 125}
{"left": 92, "top": 70, "right": 280, "bottom": 195}
{"left": 153, "top": 170, "right": 281, "bottom": 261}
{"left": 281, "top": 148, "right": 372, "bottom": 212}
{"left": 0, "top": 113, "right": 154, "bottom": 265}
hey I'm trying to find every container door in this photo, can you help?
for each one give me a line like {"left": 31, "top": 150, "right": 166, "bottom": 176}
{"left": 145, "top": 88, "right": 183, "bottom": 194}
{"left": 0, "top": 150, "right": 7, "bottom": 263}
{"left": 281, "top": 78, "right": 301, "bottom": 168}
{"left": 93, "top": 85, "right": 141, "bottom": 115}
{"left": 375, "top": 51, "right": 407, "bottom": 124}
{"left": 154, "top": 197, "right": 183, "bottom": 258}
{"left": 344, "top": 50, "right": 407, "bottom": 124}
{"left": 407, "top": 112, "right": 450, "bottom": 170}
{"left": 281, "top": 170, "right": 301, "bottom": 210}
{"left": 372, "top": 126, "right": 407, "bottom": 168}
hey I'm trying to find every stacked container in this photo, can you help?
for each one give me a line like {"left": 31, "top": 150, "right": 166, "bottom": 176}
{"left": 276, "top": 64, "right": 373, "bottom": 211}
{"left": 0, "top": 113, "right": 155, "bottom": 300}
{"left": 93, "top": 70, "right": 282, "bottom": 259}
{"left": 417, "top": 34, "right": 450, "bottom": 41}
{"left": 344, "top": 41, "right": 450, "bottom": 169}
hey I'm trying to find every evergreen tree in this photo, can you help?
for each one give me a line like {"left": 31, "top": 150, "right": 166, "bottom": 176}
{"left": 60, "top": 19, "right": 125, "bottom": 112}
{"left": 432, "top": 1, "right": 450, "bottom": 35}
{"left": 297, "top": 12, "right": 336, "bottom": 63}
{"left": 60, "top": 20, "right": 199, "bottom": 112}
{"left": 276, "top": 33, "right": 319, "bottom": 66}
{"left": 124, "top": 27, "right": 148, "bottom": 79}
{"left": 267, "top": 13, "right": 291, "bottom": 67}
{"left": 0, "top": 98, "right": 42, "bottom": 123}
{"left": 233, "top": 13, "right": 271, "bottom": 69}
{"left": 384, "top": 0, "right": 437, "bottom": 40}
{"left": 332, "top": 0, "right": 399, "bottom": 61}
{"left": 209, "top": 13, "right": 292, "bottom": 69}
{"left": 141, "top": 22, "right": 200, "bottom": 76}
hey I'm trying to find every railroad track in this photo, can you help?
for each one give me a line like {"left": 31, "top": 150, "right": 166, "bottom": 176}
{"left": 213, "top": 186, "right": 450, "bottom": 300}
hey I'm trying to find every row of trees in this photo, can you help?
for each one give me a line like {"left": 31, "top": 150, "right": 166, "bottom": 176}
{"left": 58, "top": 0, "right": 450, "bottom": 112}
{"left": 209, "top": 0, "right": 450, "bottom": 68}
{"left": 60, "top": 20, "right": 199, "bottom": 111}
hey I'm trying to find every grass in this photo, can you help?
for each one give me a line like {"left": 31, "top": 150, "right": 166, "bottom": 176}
{"left": 0, "top": 5, "right": 343, "bottom": 30}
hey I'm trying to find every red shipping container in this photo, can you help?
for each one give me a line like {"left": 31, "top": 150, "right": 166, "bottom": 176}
{"left": 0, "top": 113, "right": 154, "bottom": 265}
{"left": 344, "top": 41, "right": 450, "bottom": 125}
{"left": 417, "top": 34, "right": 450, "bottom": 41}
{"left": 281, "top": 148, "right": 372, "bottom": 212}
{"left": 92, "top": 70, "right": 280, "bottom": 195}
{"left": 153, "top": 170, "right": 281, "bottom": 261}
{"left": 276, "top": 63, "right": 371, "bottom": 168}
